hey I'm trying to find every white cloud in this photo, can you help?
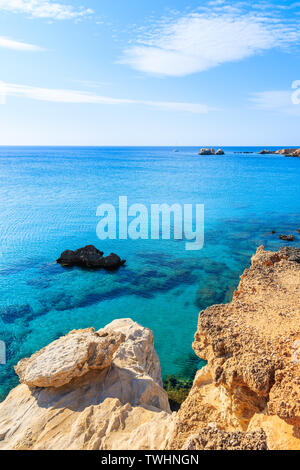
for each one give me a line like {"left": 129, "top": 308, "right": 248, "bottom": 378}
{"left": 250, "top": 90, "right": 292, "bottom": 109}
{"left": 122, "top": 5, "right": 300, "bottom": 77}
{"left": 0, "top": 36, "right": 42, "bottom": 51}
{"left": 250, "top": 89, "right": 300, "bottom": 115}
{"left": 0, "top": 0, "right": 93, "bottom": 20}
{"left": 0, "top": 81, "right": 211, "bottom": 113}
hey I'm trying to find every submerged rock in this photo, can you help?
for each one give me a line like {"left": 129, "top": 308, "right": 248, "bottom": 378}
{"left": 57, "top": 245, "right": 126, "bottom": 269}
{"left": 0, "top": 304, "right": 33, "bottom": 323}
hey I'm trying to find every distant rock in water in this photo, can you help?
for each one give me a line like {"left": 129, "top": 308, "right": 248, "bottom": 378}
{"left": 198, "top": 148, "right": 224, "bottom": 155}
{"left": 259, "top": 149, "right": 275, "bottom": 155}
{"left": 279, "top": 234, "right": 295, "bottom": 241}
{"left": 57, "top": 245, "right": 126, "bottom": 269}
{"left": 259, "top": 148, "right": 300, "bottom": 157}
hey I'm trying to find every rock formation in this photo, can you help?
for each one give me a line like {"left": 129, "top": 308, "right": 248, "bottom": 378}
{"left": 198, "top": 148, "right": 225, "bottom": 155}
{"left": 279, "top": 234, "right": 295, "bottom": 241}
{"left": 14, "top": 328, "right": 125, "bottom": 388}
{"left": 259, "top": 148, "right": 300, "bottom": 157}
{"left": 198, "top": 148, "right": 215, "bottom": 155}
{"left": 57, "top": 245, "right": 126, "bottom": 269}
{"left": 0, "top": 319, "right": 174, "bottom": 450}
{"left": 0, "top": 247, "right": 299, "bottom": 450}
{"left": 169, "top": 246, "right": 300, "bottom": 450}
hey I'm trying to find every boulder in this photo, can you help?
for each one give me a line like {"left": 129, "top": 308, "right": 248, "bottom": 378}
{"left": 15, "top": 328, "right": 125, "bottom": 388}
{"left": 0, "top": 319, "right": 173, "bottom": 450}
{"left": 57, "top": 245, "right": 126, "bottom": 269}
{"left": 198, "top": 148, "right": 215, "bottom": 155}
{"left": 215, "top": 149, "right": 225, "bottom": 155}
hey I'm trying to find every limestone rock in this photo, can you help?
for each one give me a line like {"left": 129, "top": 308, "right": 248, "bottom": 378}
{"left": 169, "top": 246, "right": 300, "bottom": 450}
{"left": 182, "top": 424, "right": 268, "bottom": 450}
{"left": 14, "top": 328, "right": 125, "bottom": 388}
{"left": 0, "top": 319, "right": 173, "bottom": 450}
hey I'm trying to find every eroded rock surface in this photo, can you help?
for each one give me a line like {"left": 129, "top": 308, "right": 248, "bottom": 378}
{"left": 0, "top": 319, "right": 173, "bottom": 450}
{"left": 183, "top": 424, "right": 268, "bottom": 450}
{"left": 169, "top": 246, "right": 300, "bottom": 450}
{"left": 14, "top": 328, "right": 125, "bottom": 388}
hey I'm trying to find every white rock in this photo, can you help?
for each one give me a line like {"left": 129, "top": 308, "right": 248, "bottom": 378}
{"left": 0, "top": 319, "right": 173, "bottom": 450}
{"left": 14, "top": 328, "right": 125, "bottom": 388}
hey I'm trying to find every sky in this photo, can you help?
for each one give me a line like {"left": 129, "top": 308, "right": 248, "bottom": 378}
{"left": 0, "top": 0, "right": 300, "bottom": 145}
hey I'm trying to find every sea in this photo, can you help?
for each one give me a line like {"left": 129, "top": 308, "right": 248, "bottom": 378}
{"left": 0, "top": 146, "right": 299, "bottom": 400}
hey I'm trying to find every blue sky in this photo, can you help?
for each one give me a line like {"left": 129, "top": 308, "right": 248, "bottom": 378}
{"left": 0, "top": 0, "right": 300, "bottom": 145}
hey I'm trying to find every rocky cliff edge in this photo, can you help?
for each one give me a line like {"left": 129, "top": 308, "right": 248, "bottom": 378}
{"left": 169, "top": 246, "right": 300, "bottom": 450}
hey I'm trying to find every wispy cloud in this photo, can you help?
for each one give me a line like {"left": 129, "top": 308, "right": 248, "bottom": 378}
{"left": 0, "top": 0, "right": 93, "bottom": 20}
{"left": 122, "top": 3, "right": 300, "bottom": 77}
{"left": 250, "top": 89, "right": 300, "bottom": 115}
{"left": 250, "top": 90, "right": 292, "bottom": 109}
{"left": 0, "top": 36, "right": 42, "bottom": 51}
{"left": 0, "top": 81, "right": 212, "bottom": 114}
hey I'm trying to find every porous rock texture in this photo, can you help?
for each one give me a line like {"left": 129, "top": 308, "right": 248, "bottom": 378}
{"left": 14, "top": 328, "right": 125, "bottom": 388}
{"left": 169, "top": 246, "right": 300, "bottom": 450}
{"left": 0, "top": 319, "right": 174, "bottom": 450}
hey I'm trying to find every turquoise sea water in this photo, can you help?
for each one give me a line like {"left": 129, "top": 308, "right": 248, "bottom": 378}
{"left": 0, "top": 146, "right": 300, "bottom": 400}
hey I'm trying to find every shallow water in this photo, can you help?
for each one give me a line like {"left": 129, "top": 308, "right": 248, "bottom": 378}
{"left": 0, "top": 146, "right": 300, "bottom": 400}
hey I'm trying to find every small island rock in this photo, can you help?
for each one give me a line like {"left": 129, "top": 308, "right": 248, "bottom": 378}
{"left": 198, "top": 148, "right": 224, "bottom": 155}
{"left": 279, "top": 235, "right": 295, "bottom": 241}
{"left": 57, "top": 245, "right": 126, "bottom": 269}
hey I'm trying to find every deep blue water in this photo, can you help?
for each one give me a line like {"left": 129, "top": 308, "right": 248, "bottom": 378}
{"left": 0, "top": 146, "right": 300, "bottom": 400}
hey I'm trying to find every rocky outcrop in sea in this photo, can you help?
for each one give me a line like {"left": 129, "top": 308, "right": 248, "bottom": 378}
{"left": 57, "top": 245, "right": 126, "bottom": 269}
{"left": 198, "top": 148, "right": 225, "bottom": 155}
{"left": 259, "top": 148, "right": 300, "bottom": 157}
{"left": 0, "top": 247, "right": 299, "bottom": 450}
